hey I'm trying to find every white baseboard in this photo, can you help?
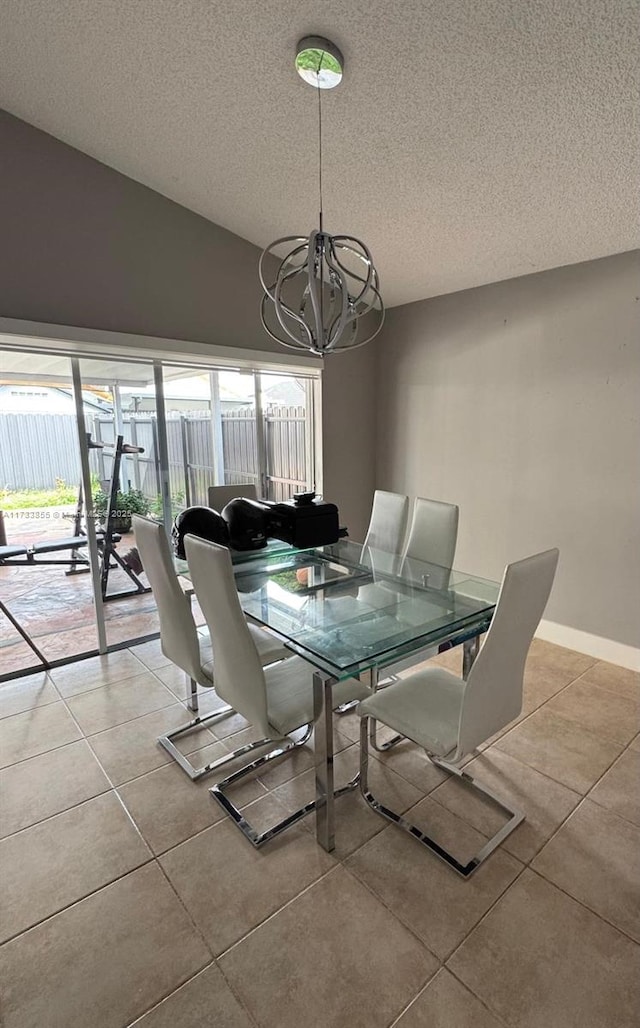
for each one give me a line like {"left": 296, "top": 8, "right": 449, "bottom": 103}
{"left": 536, "top": 620, "right": 640, "bottom": 672}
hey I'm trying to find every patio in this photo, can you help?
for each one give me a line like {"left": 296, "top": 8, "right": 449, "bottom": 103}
{"left": 0, "top": 508, "right": 167, "bottom": 677}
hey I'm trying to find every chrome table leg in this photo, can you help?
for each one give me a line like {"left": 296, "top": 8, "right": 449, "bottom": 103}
{"left": 313, "top": 668, "right": 337, "bottom": 852}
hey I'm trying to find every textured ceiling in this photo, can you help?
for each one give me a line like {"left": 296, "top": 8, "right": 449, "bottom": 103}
{"left": 1, "top": 0, "right": 638, "bottom": 306}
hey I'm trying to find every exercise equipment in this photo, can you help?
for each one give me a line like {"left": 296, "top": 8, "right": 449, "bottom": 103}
{"left": 95, "top": 434, "right": 150, "bottom": 601}
{"left": 0, "top": 433, "right": 151, "bottom": 601}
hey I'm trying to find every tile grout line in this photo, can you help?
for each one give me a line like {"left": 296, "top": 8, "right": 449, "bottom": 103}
{"left": 122, "top": 960, "right": 217, "bottom": 1028}
{"left": 0, "top": 769, "right": 113, "bottom": 841}
{"left": 56, "top": 662, "right": 225, "bottom": 1016}
{"left": 0, "top": 853, "right": 158, "bottom": 948}
{"left": 215, "top": 960, "right": 266, "bottom": 1028}
{"left": 1, "top": 644, "right": 637, "bottom": 1024}
{"left": 442, "top": 965, "right": 515, "bottom": 1028}
{"left": 438, "top": 732, "right": 640, "bottom": 968}
{"left": 386, "top": 965, "right": 512, "bottom": 1028}
{"left": 132, "top": 647, "right": 639, "bottom": 1003}
{"left": 215, "top": 864, "right": 344, "bottom": 960}
{"left": 440, "top": 785, "right": 640, "bottom": 984}
{"left": 72, "top": 675, "right": 231, "bottom": 973}
{"left": 525, "top": 865, "right": 640, "bottom": 949}
{"left": 447, "top": 792, "right": 640, "bottom": 1006}
{"left": 382, "top": 965, "right": 441, "bottom": 1028}
{"left": 341, "top": 855, "right": 447, "bottom": 964}
{"left": 0, "top": 679, "right": 167, "bottom": 948}
{"left": 485, "top": 678, "right": 637, "bottom": 793}
{"left": 123, "top": 959, "right": 263, "bottom": 1028}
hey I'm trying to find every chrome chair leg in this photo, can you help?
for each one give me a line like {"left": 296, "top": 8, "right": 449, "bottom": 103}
{"left": 335, "top": 699, "right": 359, "bottom": 715}
{"left": 368, "top": 716, "right": 404, "bottom": 753}
{"left": 158, "top": 704, "right": 244, "bottom": 781}
{"left": 359, "top": 716, "right": 524, "bottom": 877}
{"left": 366, "top": 667, "right": 404, "bottom": 753}
{"left": 211, "top": 724, "right": 360, "bottom": 848}
{"left": 187, "top": 676, "right": 199, "bottom": 713}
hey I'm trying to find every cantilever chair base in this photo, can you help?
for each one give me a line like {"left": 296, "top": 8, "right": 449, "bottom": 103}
{"left": 158, "top": 703, "right": 266, "bottom": 781}
{"left": 359, "top": 717, "right": 524, "bottom": 877}
{"left": 335, "top": 699, "right": 359, "bottom": 715}
{"left": 211, "top": 724, "right": 360, "bottom": 848}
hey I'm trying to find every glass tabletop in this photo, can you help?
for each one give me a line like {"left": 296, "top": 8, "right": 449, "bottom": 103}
{"left": 179, "top": 538, "right": 500, "bottom": 680}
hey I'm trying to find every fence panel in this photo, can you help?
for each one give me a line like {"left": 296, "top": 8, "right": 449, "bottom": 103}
{"left": 0, "top": 413, "right": 81, "bottom": 490}
{"left": 221, "top": 408, "right": 259, "bottom": 489}
{"left": 1, "top": 406, "right": 312, "bottom": 504}
{"left": 265, "top": 405, "right": 308, "bottom": 501}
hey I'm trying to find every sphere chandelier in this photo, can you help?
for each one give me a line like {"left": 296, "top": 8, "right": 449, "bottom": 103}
{"left": 259, "top": 36, "right": 385, "bottom": 357}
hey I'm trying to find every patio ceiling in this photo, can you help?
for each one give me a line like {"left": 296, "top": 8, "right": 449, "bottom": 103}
{"left": 0, "top": 349, "right": 151, "bottom": 387}
{"left": 0, "top": 348, "right": 211, "bottom": 389}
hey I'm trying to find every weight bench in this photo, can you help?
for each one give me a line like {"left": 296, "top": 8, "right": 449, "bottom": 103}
{"left": 0, "top": 531, "right": 120, "bottom": 568}
{"left": 0, "top": 544, "right": 29, "bottom": 562}
{"left": 0, "top": 522, "right": 150, "bottom": 604}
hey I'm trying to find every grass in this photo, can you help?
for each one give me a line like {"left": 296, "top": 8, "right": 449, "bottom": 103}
{"left": 1, "top": 479, "right": 183, "bottom": 516}
{"left": 0, "top": 482, "right": 79, "bottom": 510}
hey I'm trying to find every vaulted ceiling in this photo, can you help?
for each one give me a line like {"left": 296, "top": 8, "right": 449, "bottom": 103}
{"left": 1, "top": 0, "right": 638, "bottom": 306}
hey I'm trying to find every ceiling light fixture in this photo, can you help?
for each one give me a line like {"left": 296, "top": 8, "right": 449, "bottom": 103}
{"left": 259, "top": 36, "right": 385, "bottom": 357}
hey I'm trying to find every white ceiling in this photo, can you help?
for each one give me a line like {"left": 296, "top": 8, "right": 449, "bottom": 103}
{"left": 1, "top": 0, "right": 638, "bottom": 307}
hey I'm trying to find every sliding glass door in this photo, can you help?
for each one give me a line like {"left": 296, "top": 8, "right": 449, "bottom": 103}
{"left": 161, "top": 366, "right": 317, "bottom": 512}
{"left": 77, "top": 357, "right": 162, "bottom": 648}
{"left": 259, "top": 371, "right": 315, "bottom": 501}
{"left": 0, "top": 349, "right": 98, "bottom": 674}
{"left": 161, "top": 367, "right": 258, "bottom": 513}
{"left": 1, "top": 342, "right": 320, "bottom": 678}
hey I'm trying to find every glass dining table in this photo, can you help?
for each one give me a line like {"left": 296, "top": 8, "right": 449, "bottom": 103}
{"left": 178, "top": 538, "right": 500, "bottom": 852}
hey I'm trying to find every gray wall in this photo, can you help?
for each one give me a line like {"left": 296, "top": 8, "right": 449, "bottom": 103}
{"left": 0, "top": 109, "right": 374, "bottom": 538}
{"left": 375, "top": 251, "right": 640, "bottom": 647}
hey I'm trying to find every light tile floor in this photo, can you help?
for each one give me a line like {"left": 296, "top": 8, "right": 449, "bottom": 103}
{"left": 0, "top": 638, "right": 638, "bottom": 1028}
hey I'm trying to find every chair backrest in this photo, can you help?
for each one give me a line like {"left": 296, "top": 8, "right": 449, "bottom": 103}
{"left": 402, "top": 497, "right": 459, "bottom": 568}
{"left": 363, "top": 490, "right": 409, "bottom": 554}
{"left": 207, "top": 483, "right": 258, "bottom": 511}
{"left": 184, "top": 534, "right": 270, "bottom": 738}
{"left": 457, "top": 548, "right": 559, "bottom": 758}
{"left": 132, "top": 515, "right": 203, "bottom": 683}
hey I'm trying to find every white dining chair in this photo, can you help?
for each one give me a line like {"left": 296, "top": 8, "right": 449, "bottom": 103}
{"left": 338, "top": 494, "right": 457, "bottom": 721}
{"left": 331, "top": 489, "right": 409, "bottom": 718}
{"left": 132, "top": 515, "right": 289, "bottom": 780}
{"left": 402, "top": 496, "right": 459, "bottom": 570}
{"left": 185, "top": 533, "right": 370, "bottom": 846}
{"left": 357, "top": 548, "right": 559, "bottom": 876}
{"left": 363, "top": 496, "right": 461, "bottom": 746}
{"left": 207, "top": 483, "right": 258, "bottom": 510}
{"left": 363, "top": 490, "right": 409, "bottom": 555}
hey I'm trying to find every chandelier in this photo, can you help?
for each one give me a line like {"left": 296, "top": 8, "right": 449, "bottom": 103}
{"left": 259, "top": 36, "right": 385, "bottom": 357}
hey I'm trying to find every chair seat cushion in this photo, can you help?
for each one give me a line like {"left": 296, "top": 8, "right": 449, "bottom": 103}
{"left": 200, "top": 623, "right": 290, "bottom": 685}
{"left": 358, "top": 667, "right": 465, "bottom": 757}
{"left": 248, "top": 624, "right": 291, "bottom": 666}
{"left": 266, "top": 657, "right": 370, "bottom": 737}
